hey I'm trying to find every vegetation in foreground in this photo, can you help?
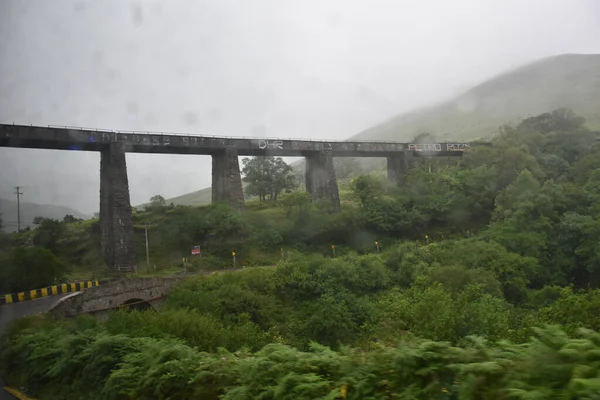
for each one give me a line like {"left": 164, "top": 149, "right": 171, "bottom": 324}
{"left": 4, "top": 258, "right": 600, "bottom": 399}
{"left": 2, "top": 108, "right": 600, "bottom": 398}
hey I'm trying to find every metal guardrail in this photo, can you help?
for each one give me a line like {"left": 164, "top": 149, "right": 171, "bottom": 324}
{"left": 2, "top": 122, "right": 449, "bottom": 144}
{"left": 1, "top": 280, "right": 101, "bottom": 306}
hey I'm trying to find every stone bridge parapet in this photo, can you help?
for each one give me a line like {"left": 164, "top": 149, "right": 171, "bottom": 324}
{"left": 49, "top": 277, "right": 183, "bottom": 318}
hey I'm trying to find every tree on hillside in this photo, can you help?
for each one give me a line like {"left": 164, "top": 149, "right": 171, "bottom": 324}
{"left": 63, "top": 214, "right": 83, "bottom": 224}
{"left": 350, "top": 175, "right": 385, "bottom": 205}
{"left": 32, "top": 216, "right": 46, "bottom": 225}
{"left": 242, "top": 157, "right": 297, "bottom": 201}
{"left": 280, "top": 191, "right": 312, "bottom": 216}
{"left": 0, "top": 247, "right": 68, "bottom": 293}
{"left": 334, "top": 158, "right": 362, "bottom": 180}
{"left": 32, "top": 218, "right": 64, "bottom": 252}
{"left": 146, "top": 195, "right": 167, "bottom": 212}
{"left": 413, "top": 132, "right": 437, "bottom": 143}
{"left": 517, "top": 107, "right": 586, "bottom": 134}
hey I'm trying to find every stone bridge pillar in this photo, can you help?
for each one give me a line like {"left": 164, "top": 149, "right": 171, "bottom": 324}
{"left": 211, "top": 147, "right": 245, "bottom": 210}
{"left": 305, "top": 150, "right": 341, "bottom": 212}
{"left": 387, "top": 151, "right": 411, "bottom": 185}
{"left": 100, "top": 143, "right": 135, "bottom": 273}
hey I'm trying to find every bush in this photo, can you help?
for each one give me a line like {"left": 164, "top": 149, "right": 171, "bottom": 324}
{"left": 0, "top": 246, "right": 68, "bottom": 293}
{"left": 105, "top": 309, "right": 270, "bottom": 352}
{"left": 7, "top": 320, "right": 600, "bottom": 400}
{"left": 538, "top": 287, "right": 600, "bottom": 333}
{"left": 373, "top": 284, "right": 511, "bottom": 344}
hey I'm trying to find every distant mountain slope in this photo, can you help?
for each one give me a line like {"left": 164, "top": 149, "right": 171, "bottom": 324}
{"left": 134, "top": 187, "right": 213, "bottom": 209}
{"left": 353, "top": 54, "right": 600, "bottom": 142}
{"left": 0, "top": 198, "right": 90, "bottom": 232}
{"left": 165, "top": 187, "right": 212, "bottom": 207}
{"left": 138, "top": 54, "right": 600, "bottom": 207}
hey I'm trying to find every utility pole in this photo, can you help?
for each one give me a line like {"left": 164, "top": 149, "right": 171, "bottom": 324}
{"left": 144, "top": 224, "right": 150, "bottom": 272}
{"left": 14, "top": 186, "right": 23, "bottom": 232}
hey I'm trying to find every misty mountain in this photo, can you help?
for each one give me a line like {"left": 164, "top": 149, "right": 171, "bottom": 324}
{"left": 352, "top": 54, "right": 600, "bottom": 141}
{"left": 160, "top": 53, "right": 600, "bottom": 207}
{"left": 135, "top": 187, "right": 213, "bottom": 209}
{"left": 0, "top": 198, "right": 90, "bottom": 233}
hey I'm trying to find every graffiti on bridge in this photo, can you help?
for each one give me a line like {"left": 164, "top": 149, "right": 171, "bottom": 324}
{"left": 408, "top": 143, "right": 470, "bottom": 152}
{"left": 88, "top": 132, "right": 177, "bottom": 146}
{"left": 258, "top": 140, "right": 284, "bottom": 150}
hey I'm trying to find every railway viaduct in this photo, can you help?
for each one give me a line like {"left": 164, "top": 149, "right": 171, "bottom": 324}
{"left": 0, "top": 124, "right": 473, "bottom": 273}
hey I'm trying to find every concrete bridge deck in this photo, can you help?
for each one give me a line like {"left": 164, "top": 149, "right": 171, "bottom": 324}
{"left": 0, "top": 124, "right": 470, "bottom": 157}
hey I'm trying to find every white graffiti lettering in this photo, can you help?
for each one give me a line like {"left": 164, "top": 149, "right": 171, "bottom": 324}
{"left": 408, "top": 143, "right": 442, "bottom": 152}
{"left": 258, "top": 140, "right": 283, "bottom": 150}
{"left": 152, "top": 136, "right": 161, "bottom": 145}
{"left": 446, "top": 143, "right": 471, "bottom": 151}
{"left": 408, "top": 143, "right": 471, "bottom": 152}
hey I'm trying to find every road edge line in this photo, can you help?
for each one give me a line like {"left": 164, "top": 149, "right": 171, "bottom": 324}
{"left": 3, "top": 386, "right": 36, "bottom": 400}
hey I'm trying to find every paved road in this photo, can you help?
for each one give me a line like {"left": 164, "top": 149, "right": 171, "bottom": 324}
{"left": 0, "top": 294, "right": 70, "bottom": 332}
{"left": 0, "top": 294, "right": 71, "bottom": 400}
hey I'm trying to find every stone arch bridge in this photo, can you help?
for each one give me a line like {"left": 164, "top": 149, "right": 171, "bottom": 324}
{"left": 0, "top": 277, "right": 184, "bottom": 333}
{"left": 48, "top": 277, "right": 181, "bottom": 319}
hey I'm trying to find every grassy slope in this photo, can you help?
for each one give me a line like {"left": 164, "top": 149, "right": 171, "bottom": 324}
{"left": 44, "top": 176, "right": 357, "bottom": 281}
{"left": 163, "top": 187, "right": 212, "bottom": 207}
{"left": 353, "top": 54, "right": 600, "bottom": 142}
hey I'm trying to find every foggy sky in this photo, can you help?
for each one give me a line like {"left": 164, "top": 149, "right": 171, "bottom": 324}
{"left": 1, "top": 0, "right": 599, "bottom": 213}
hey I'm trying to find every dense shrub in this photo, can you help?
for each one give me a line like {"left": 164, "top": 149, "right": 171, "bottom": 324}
{"left": 6, "top": 319, "right": 600, "bottom": 400}
{"left": 0, "top": 246, "right": 68, "bottom": 293}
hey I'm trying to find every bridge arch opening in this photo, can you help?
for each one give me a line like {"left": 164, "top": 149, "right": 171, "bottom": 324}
{"left": 120, "top": 298, "right": 154, "bottom": 312}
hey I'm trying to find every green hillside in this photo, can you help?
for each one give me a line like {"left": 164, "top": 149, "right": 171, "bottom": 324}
{"left": 0, "top": 198, "right": 90, "bottom": 233}
{"left": 353, "top": 54, "right": 600, "bottom": 141}
{"left": 163, "top": 187, "right": 212, "bottom": 207}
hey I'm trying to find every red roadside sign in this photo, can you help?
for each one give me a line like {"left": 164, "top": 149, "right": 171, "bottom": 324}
{"left": 191, "top": 245, "right": 201, "bottom": 256}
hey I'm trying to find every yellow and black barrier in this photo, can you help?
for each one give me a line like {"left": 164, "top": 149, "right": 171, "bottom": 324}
{"left": 1, "top": 280, "right": 101, "bottom": 306}
{"left": 3, "top": 386, "right": 37, "bottom": 399}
